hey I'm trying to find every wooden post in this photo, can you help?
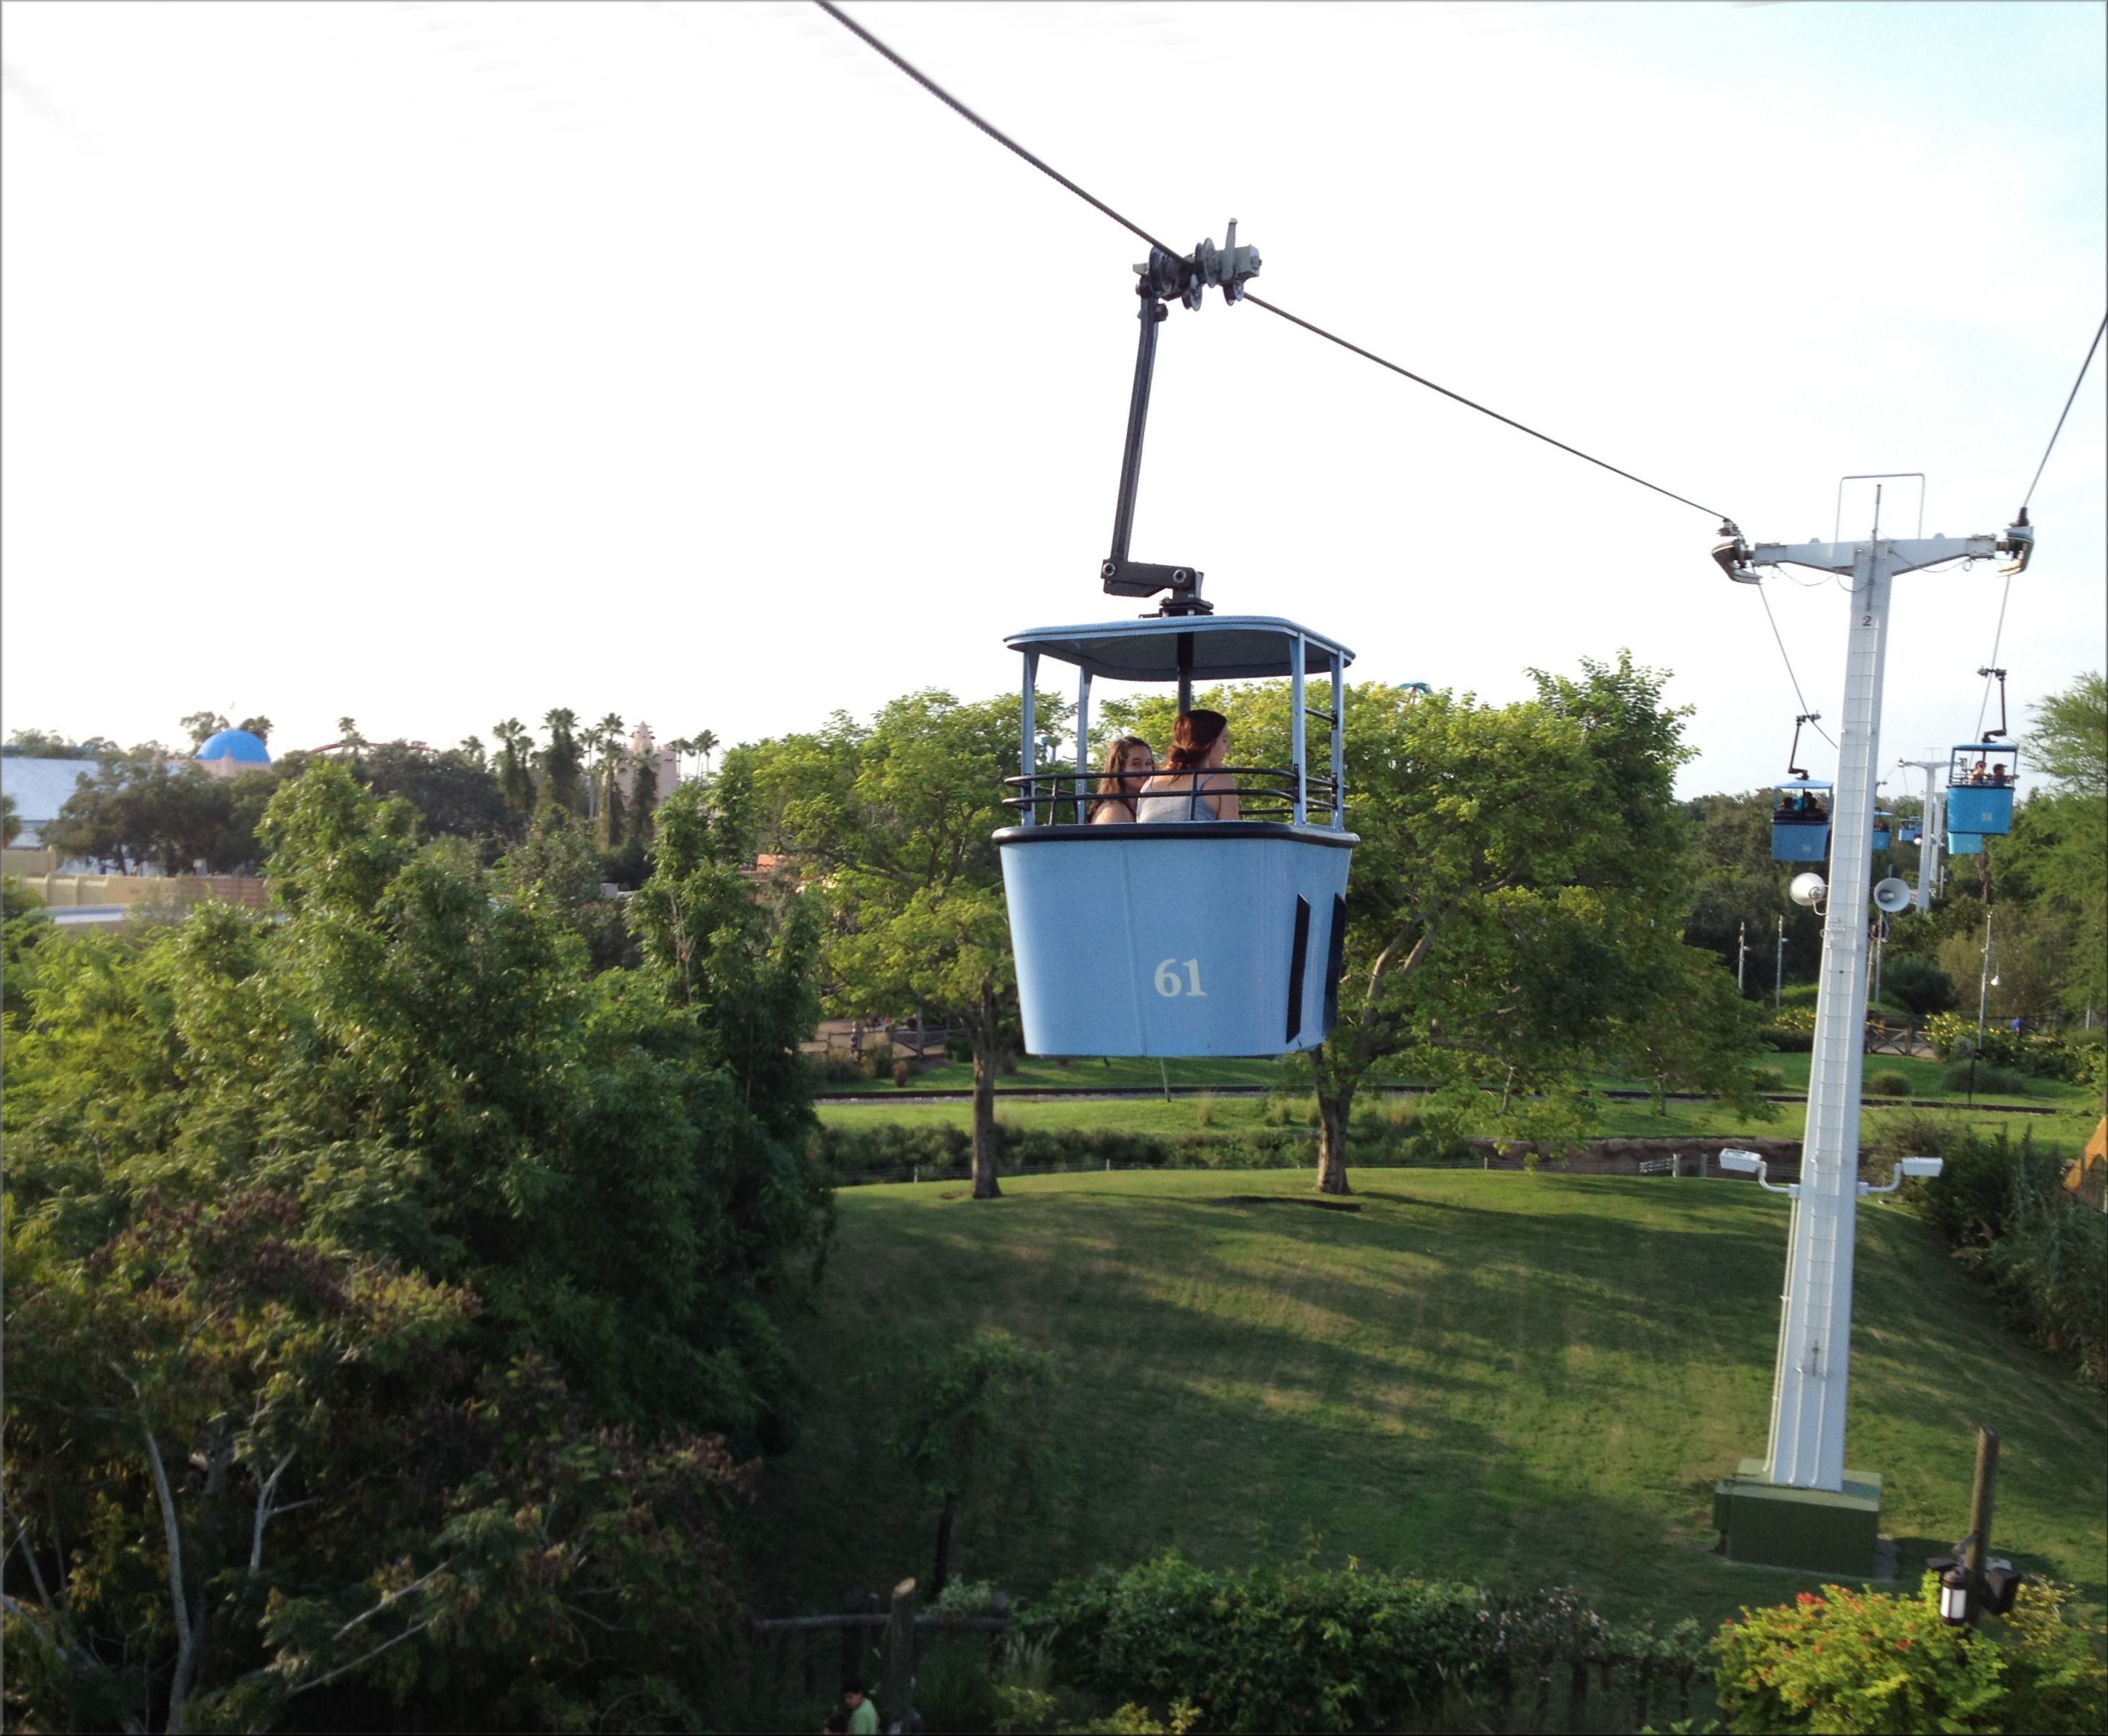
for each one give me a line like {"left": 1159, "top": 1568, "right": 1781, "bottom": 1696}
{"left": 1965, "top": 1426, "right": 1999, "bottom": 1626}
{"left": 884, "top": 1578, "right": 916, "bottom": 1732}
{"left": 840, "top": 1590, "right": 863, "bottom": 1685}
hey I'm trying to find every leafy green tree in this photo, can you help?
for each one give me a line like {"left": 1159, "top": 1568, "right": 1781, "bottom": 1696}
{"left": 694, "top": 728, "right": 719, "bottom": 779}
{"left": 626, "top": 771, "right": 822, "bottom": 1153}
{"left": 2, "top": 789, "right": 18, "bottom": 846}
{"left": 495, "top": 805, "right": 637, "bottom": 974}
{"left": 2, "top": 874, "right": 50, "bottom": 1029}
{"left": 735, "top": 690, "right": 1042, "bottom": 1198}
{"left": 181, "top": 709, "right": 231, "bottom": 748}
{"left": 1998, "top": 671, "right": 2106, "bottom": 1016}
{"left": 1308, "top": 657, "right": 1764, "bottom": 1190}
{"left": 42, "top": 754, "right": 235, "bottom": 875}
{"left": 4, "top": 727, "right": 112, "bottom": 758}
{"left": 1111, "top": 657, "right": 1766, "bottom": 1193}
{"left": 358, "top": 740, "right": 520, "bottom": 853}
{"left": 1682, "top": 789, "right": 1824, "bottom": 991}
{"left": 2, "top": 763, "right": 830, "bottom": 1730}
{"left": 236, "top": 715, "right": 273, "bottom": 744}
{"left": 887, "top": 1330, "right": 1055, "bottom": 1600}
{"left": 539, "top": 708, "right": 585, "bottom": 815}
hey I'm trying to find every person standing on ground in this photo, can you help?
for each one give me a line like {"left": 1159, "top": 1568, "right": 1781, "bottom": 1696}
{"left": 841, "top": 1678, "right": 880, "bottom": 1735}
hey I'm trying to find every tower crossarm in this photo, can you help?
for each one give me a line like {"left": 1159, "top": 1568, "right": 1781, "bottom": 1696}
{"left": 1749, "top": 533, "right": 1998, "bottom": 575}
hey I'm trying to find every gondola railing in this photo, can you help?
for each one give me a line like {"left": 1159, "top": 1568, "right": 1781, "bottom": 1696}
{"left": 1000, "top": 767, "right": 1339, "bottom": 827}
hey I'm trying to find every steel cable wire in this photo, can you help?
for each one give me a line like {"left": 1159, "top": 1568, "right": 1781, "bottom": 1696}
{"left": 813, "top": 0, "right": 1731, "bottom": 523}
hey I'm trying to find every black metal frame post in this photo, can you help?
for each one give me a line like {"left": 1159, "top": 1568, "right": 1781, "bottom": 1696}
{"left": 1107, "top": 284, "right": 1166, "bottom": 575}
{"left": 1097, "top": 226, "right": 1259, "bottom": 616}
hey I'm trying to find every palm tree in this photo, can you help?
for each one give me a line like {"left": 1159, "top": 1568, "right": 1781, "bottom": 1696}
{"left": 493, "top": 718, "right": 534, "bottom": 812}
{"left": 694, "top": 728, "right": 719, "bottom": 780}
{"left": 541, "top": 709, "right": 584, "bottom": 815}
{"left": 595, "top": 713, "right": 626, "bottom": 846}
{"left": 577, "top": 722, "right": 606, "bottom": 820}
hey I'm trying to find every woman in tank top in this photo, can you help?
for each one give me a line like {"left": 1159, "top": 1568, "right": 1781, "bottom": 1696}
{"left": 1089, "top": 735, "right": 1157, "bottom": 824}
{"left": 1135, "top": 709, "right": 1241, "bottom": 823}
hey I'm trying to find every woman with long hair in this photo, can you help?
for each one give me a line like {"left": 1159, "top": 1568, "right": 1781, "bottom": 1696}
{"left": 1135, "top": 709, "right": 1240, "bottom": 822}
{"left": 1089, "top": 735, "right": 1158, "bottom": 824}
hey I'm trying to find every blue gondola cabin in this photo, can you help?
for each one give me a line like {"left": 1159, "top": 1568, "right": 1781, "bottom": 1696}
{"left": 995, "top": 615, "right": 1357, "bottom": 1058}
{"left": 1947, "top": 743, "right": 2019, "bottom": 837}
{"left": 1771, "top": 779, "right": 1833, "bottom": 862}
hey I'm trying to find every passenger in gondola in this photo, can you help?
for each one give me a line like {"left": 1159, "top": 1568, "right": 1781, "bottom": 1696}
{"left": 1088, "top": 735, "right": 1157, "bottom": 825}
{"left": 1989, "top": 763, "right": 2011, "bottom": 787}
{"left": 1967, "top": 758, "right": 1990, "bottom": 784}
{"left": 1136, "top": 709, "right": 1241, "bottom": 822}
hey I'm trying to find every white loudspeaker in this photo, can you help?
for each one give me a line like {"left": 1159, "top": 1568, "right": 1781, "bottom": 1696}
{"left": 1872, "top": 877, "right": 1913, "bottom": 914}
{"left": 1789, "top": 872, "right": 1827, "bottom": 908}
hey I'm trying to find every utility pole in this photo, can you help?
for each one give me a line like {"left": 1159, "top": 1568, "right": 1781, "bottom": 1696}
{"left": 1967, "top": 908, "right": 1995, "bottom": 1105}
{"left": 1897, "top": 757, "right": 1949, "bottom": 911}
{"left": 1774, "top": 916, "right": 1786, "bottom": 1011}
{"left": 1709, "top": 504, "right": 2033, "bottom": 1499}
{"left": 1737, "top": 918, "right": 1748, "bottom": 996}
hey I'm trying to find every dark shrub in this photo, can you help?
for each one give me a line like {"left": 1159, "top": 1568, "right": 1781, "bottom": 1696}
{"left": 1882, "top": 957, "right": 1955, "bottom": 1017}
{"left": 1941, "top": 1062, "right": 2028, "bottom": 1097}
{"left": 1866, "top": 1070, "right": 1911, "bottom": 1097}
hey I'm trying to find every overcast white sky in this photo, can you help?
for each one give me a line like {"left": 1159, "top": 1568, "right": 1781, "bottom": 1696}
{"left": 4, "top": 1, "right": 2102, "bottom": 795}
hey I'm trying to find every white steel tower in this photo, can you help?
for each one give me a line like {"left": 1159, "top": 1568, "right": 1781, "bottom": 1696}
{"left": 1709, "top": 507, "right": 2032, "bottom": 1533}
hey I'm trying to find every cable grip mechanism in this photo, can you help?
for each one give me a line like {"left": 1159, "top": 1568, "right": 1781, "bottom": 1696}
{"left": 1101, "top": 221, "right": 1262, "bottom": 616}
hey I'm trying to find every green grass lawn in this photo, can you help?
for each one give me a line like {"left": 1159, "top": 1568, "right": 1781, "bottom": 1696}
{"left": 753, "top": 1170, "right": 2106, "bottom": 1640}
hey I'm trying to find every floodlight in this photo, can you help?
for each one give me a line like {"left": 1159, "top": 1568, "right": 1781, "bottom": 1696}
{"left": 1789, "top": 872, "right": 1826, "bottom": 908}
{"left": 1717, "top": 1150, "right": 1761, "bottom": 1174}
{"left": 1895, "top": 1157, "right": 1944, "bottom": 1179}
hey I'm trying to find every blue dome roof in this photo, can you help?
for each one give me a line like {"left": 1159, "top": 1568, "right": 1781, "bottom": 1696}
{"left": 196, "top": 728, "right": 271, "bottom": 764}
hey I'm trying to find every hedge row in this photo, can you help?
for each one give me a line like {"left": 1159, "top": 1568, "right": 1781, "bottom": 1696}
{"left": 1877, "top": 1115, "right": 2106, "bottom": 1385}
{"left": 1019, "top": 1554, "right": 1709, "bottom": 1735}
{"left": 808, "top": 1115, "right": 1492, "bottom": 1184}
{"left": 1005, "top": 1554, "right": 2104, "bottom": 1735}
{"left": 809, "top": 1122, "right": 1319, "bottom": 1182}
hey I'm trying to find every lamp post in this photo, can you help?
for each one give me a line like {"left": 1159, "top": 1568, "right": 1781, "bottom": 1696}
{"left": 1706, "top": 502, "right": 2032, "bottom": 1572}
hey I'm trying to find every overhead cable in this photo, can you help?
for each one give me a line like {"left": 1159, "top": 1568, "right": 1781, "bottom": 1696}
{"left": 1970, "top": 311, "right": 2100, "bottom": 738}
{"left": 1757, "top": 583, "right": 1838, "bottom": 751}
{"left": 1972, "top": 577, "right": 2013, "bottom": 743}
{"left": 812, "top": 0, "right": 1730, "bottom": 523}
{"left": 1241, "top": 295, "right": 1727, "bottom": 518}
{"left": 2020, "top": 312, "right": 2106, "bottom": 512}
{"left": 812, "top": 0, "right": 1174, "bottom": 257}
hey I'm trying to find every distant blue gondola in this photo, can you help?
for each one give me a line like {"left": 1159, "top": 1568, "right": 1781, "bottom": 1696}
{"left": 1771, "top": 779, "right": 1833, "bottom": 862}
{"left": 1946, "top": 742, "right": 2019, "bottom": 837}
{"left": 996, "top": 616, "right": 1355, "bottom": 1057}
{"left": 1897, "top": 821, "right": 1923, "bottom": 846}
{"left": 1871, "top": 810, "right": 1893, "bottom": 851}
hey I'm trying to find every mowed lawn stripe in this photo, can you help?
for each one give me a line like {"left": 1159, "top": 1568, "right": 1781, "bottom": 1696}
{"left": 753, "top": 1169, "right": 2104, "bottom": 1633}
